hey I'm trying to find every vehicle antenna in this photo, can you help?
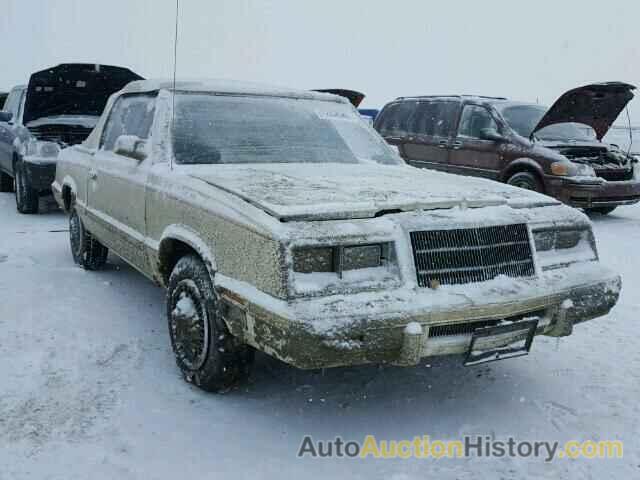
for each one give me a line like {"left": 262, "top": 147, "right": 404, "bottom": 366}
{"left": 625, "top": 105, "right": 633, "bottom": 158}
{"left": 170, "top": 0, "right": 180, "bottom": 171}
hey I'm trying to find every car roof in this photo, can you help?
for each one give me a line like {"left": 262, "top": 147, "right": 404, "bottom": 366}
{"left": 120, "top": 79, "right": 349, "bottom": 103}
{"left": 394, "top": 95, "right": 508, "bottom": 103}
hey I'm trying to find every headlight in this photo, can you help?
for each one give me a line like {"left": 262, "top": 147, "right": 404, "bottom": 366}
{"left": 23, "top": 140, "right": 61, "bottom": 159}
{"left": 550, "top": 161, "right": 595, "bottom": 177}
{"left": 293, "top": 243, "right": 389, "bottom": 275}
{"left": 533, "top": 227, "right": 598, "bottom": 270}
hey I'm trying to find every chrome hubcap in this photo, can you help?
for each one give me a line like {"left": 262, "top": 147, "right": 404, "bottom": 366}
{"left": 170, "top": 280, "right": 209, "bottom": 371}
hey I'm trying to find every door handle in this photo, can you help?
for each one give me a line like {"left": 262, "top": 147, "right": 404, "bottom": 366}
{"left": 89, "top": 169, "right": 98, "bottom": 180}
{"left": 452, "top": 141, "right": 463, "bottom": 150}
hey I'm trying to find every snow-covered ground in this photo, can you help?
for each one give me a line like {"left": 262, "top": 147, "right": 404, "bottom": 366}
{"left": 0, "top": 192, "right": 638, "bottom": 479}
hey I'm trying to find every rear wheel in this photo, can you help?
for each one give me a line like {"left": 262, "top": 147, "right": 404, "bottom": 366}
{"left": 69, "top": 206, "right": 109, "bottom": 270}
{"left": 586, "top": 206, "right": 617, "bottom": 215}
{"left": 167, "top": 254, "right": 254, "bottom": 392}
{"left": 15, "top": 163, "right": 39, "bottom": 214}
{"left": 0, "top": 172, "right": 14, "bottom": 193}
{"left": 507, "top": 171, "right": 544, "bottom": 193}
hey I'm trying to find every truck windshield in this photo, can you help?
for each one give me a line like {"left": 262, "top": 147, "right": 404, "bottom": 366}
{"left": 171, "top": 93, "right": 400, "bottom": 165}
{"left": 499, "top": 104, "right": 596, "bottom": 142}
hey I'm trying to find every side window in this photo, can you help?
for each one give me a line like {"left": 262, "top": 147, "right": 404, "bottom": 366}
{"left": 2, "top": 89, "right": 23, "bottom": 118}
{"left": 375, "top": 102, "right": 415, "bottom": 137}
{"left": 408, "top": 101, "right": 458, "bottom": 137}
{"left": 101, "top": 94, "right": 156, "bottom": 151}
{"left": 457, "top": 105, "right": 498, "bottom": 139}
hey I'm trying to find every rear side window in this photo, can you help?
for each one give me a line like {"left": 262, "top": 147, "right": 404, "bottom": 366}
{"left": 101, "top": 94, "right": 156, "bottom": 151}
{"left": 375, "top": 101, "right": 416, "bottom": 137}
{"left": 457, "top": 105, "right": 498, "bottom": 139}
{"left": 408, "top": 101, "right": 458, "bottom": 137}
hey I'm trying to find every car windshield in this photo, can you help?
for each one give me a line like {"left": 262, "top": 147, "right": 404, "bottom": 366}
{"left": 171, "top": 93, "right": 401, "bottom": 165}
{"left": 498, "top": 104, "right": 597, "bottom": 142}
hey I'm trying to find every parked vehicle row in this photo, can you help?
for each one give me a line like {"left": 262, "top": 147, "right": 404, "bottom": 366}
{"left": 0, "top": 65, "right": 627, "bottom": 392}
{"left": 374, "top": 83, "right": 640, "bottom": 215}
{"left": 44, "top": 78, "right": 620, "bottom": 392}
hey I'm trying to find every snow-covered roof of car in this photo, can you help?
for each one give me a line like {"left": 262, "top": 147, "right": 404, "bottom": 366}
{"left": 120, "top": 79, "right": 349, "bottom": 103}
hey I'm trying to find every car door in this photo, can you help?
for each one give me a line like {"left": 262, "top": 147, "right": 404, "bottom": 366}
{"left": 402, "top": 100, "right": 459, "bottom": 172}
{"left": 87, "top": 93, "right": 156, "bottom": 272}
{"left": 0, "top": 88, "right": 25, "bottom": 174}
{"left": 448, "top": 104, "right": 502, "bottom": 179}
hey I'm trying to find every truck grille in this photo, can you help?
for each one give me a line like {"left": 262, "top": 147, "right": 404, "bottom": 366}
{"left": 410, "top": 224, "right": 535, "bottom": 287}
{"left": 594, "top": 168, "right": 634, "bottom": 182}
{"left": 28, "top": 125, "right": 94, "bottom": 146}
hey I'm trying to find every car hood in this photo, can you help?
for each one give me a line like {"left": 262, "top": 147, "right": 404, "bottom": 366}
{"left": 187, "top": 163, "right": 558, "bottom": 221}
{"left": 23, "top": 63, "right": 143, "bottom": 125}
{"left": 532, "top": 82, "right": 636, "bottom": 140}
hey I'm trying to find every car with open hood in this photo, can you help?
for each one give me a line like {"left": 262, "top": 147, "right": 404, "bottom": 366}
{"left": 0, "top": 63, "right": 142, "bottom": 213}
{"left": 53, "top": 80, "right": 620, "bottom": 392}
{"left": 374, "top": 82, "right": 640, "bottom": 214}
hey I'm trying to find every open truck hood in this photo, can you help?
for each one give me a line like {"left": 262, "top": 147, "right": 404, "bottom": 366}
{"left": 532, "top": 82, "right": 636, "bottom": 141}
{"left": 23, "top": 63, "right": 143, "bottom": 125}
{"left": 188, "top": 163, "right": 557, "bottom": 221}
{"left": 312, "top": 89, "right": 365, "bottom": 107}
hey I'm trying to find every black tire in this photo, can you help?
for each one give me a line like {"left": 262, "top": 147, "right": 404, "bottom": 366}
{"left": 15, "top": 162, "right": 39, "bottom": 214}
{"left": 69, "top": 206, "right": 109, "bottom": 270}
{"left": 167, "top": 254, "right": 254, "bottom": 392}
{"left": 507, "top": 171, "right": 544, "bottom": 193}
{"left": 0, "top": 172, "right": 14, "bottom": 193}
{"left": 586, "top": 206, "right": 617, "bottom": 215}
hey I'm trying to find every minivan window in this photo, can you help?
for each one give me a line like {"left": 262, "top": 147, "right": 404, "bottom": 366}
{"left": 458, "top": 105, "right": 498, "bottom": 139}
{"left": 172, "top": 93, "right": 401, "bottom": 166}
{"left": 101, "top": 94, "right": 156, "bottom": 151}
{"left": 376, "top": 101, "right": 416, "bottom": 137}
{"left": 498, "top": 104, "right": 596, "bottom": 141}
{"left": 409, "top": 101, "right": 457, "bottom": 137}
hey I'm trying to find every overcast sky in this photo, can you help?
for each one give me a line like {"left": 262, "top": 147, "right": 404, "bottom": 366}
{"left": 2, "top": 0, "right": 639, "bottom": 123}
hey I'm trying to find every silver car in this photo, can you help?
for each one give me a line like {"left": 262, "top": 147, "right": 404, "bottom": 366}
{"left": 53, "top": 80, "right": 621, "bottom": 392}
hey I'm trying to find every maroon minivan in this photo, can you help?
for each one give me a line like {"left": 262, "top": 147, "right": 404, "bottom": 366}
{"left": 374, "top": 83, "right": 640, "bottom": 214}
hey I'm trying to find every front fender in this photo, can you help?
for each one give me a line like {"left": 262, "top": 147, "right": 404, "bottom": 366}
{"left": 501, "top": 157, "right": 546, "bottom": 182}
{"left": 155, "top": 224, "right": 218, "bottom": 287}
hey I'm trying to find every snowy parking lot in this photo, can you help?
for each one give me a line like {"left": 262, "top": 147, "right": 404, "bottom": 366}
{"left": 0, "top": 191, "right": 638, "bottom": 479}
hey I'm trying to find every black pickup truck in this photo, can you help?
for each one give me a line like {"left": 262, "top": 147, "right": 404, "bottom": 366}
{"left": 0, "top": 64, "right": 142, "bottom": 213}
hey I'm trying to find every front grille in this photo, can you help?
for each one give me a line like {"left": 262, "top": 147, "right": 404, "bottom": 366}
{"left": 28, "top": 125, "right": 93, "bottom": 146}
{"left": 410, "top": 224, "right": 535, "bottom": 287}
{"left": 427, "top": 309, "right": 546, "bottom": 338}
{"left": 595, "top": 168, "right": 634, "bottom": 182}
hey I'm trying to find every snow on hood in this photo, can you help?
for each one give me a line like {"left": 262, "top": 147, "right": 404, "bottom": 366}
{"left": 187, "top": 163, "right": 558, "bottom": 221}
{"left": 532, "top": 82, "right": 636, "bottom": 141}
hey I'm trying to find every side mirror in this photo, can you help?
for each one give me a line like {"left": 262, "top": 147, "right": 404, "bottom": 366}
{"left": 114, "top": 135, "right": 148, "bottom": 161}
{"left": 0, "top": 111, "right": 13, "bottom": 123}
{"left": 480, "top": 128, "right": 505, "bottom": 142}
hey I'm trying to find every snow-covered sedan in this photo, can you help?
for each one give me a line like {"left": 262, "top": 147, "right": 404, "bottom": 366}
{"left": 53, "top": 80, "right": 621, "bottom": 392}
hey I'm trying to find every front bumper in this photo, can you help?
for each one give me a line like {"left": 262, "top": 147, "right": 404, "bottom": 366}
{"left": 546, "top": 176, "right": 640, "bottom": 208}
{"left": 22, "top": 159, "right": 56, "bottom": 193}
{"left": 218, "top": 262, "right": 621, "bottom": 369}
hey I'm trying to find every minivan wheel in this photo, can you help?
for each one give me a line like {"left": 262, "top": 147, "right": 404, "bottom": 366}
{"left": 167, "top": 254, "right": 254, "bottom": 392}
{"left": 69, "top": 206, "right": 109, "bottom": 270}
{"left": 507, "top": 171, "right": 543, "bottom": 193}
{"left": 586, "top": 206, "right": 617, "bottom": 215}
{"left": 0, "top": 172, "right": 14, "bottom": 193}
{"left": 15, "top": 163, "right": 39, "bottom": 214}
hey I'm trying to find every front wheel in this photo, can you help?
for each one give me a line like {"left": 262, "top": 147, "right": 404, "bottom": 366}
{"left": 15, "top": 163, "right": 39, "bottom": 214}
{"left": 69, "top": 206, "right": 109, "bottom": 270}
{"left": 167, "top": 254, "right": 254, "bottom": 392}
{"left": 0, "top": 172, "right": 14, "bottom": 193}
{"left": 506, "top": 171, "right": 544, "bottom": 193}
{"left": 586, "top": 206, "right": 617, "bottom": 215}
